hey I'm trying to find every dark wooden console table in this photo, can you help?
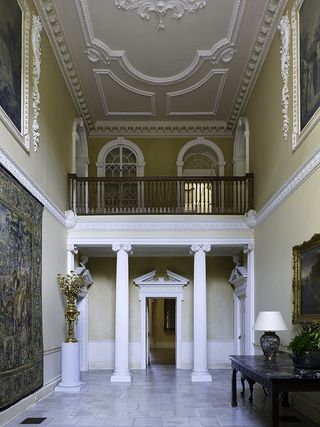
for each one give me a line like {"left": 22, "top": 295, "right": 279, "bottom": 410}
{"left": 230, "top": 355, "right": 320, "bottom": 427}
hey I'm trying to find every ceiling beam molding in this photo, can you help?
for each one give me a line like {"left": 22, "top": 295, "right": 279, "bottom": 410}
{"left": 227, "top": 0, "right": 287, "bottom": 132}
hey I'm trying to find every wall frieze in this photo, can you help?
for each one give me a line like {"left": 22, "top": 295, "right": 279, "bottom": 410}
{"left": 73, "top": 219, "right": 249, "bottom": 231}
{"left": 0, "top": 145, "right": 66, "bottom": 226}
{"left": 227, "top": 0, "right": 287, "bottom": 132}
{"left": 256, "top": 145, "right": 320, "bottom": 225}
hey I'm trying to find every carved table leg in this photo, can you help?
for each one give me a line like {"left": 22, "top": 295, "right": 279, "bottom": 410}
{"left": 240, "top": 376, "right": 245, "bottom": 396}
{"left": 247, "top": 378, "right": 255, "bottom": 402}
{"left": 271, "top": 391, "right": 280, "bottom": 427}
{"left": 232, "top": 368, "right": 237, "bottom": 407}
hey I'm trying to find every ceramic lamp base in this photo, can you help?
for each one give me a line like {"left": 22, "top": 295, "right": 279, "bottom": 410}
{"left": 260, "top": 331, "right": 280, "bottom": 360}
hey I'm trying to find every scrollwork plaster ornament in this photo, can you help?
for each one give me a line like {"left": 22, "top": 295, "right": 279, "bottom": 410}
{"left": 278, "top": 13, "right": 290, "bottom": 140}
{"left": 115, "top": 0, "right": 206, "bottom": 30}
{"left": 32, "top": 15, "right": 43, "bottom": 151}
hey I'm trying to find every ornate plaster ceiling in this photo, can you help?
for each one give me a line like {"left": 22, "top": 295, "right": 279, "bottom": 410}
{"left": 35, "top": 0, "right": 286, "bottom": 136}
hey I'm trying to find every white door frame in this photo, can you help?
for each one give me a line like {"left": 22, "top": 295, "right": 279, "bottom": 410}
{"left": 138, "top": 285, "right": 185, "bottom": 369}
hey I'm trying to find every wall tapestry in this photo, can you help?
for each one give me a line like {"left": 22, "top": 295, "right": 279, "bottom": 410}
{"left": 292, "top": 234, "right": 320, "bottom": 324}
{"left": 0, "top": 165, "right": 43, "bottom": 410}
{"left": 0, "top": 0, "right": 22, "bottom": 131}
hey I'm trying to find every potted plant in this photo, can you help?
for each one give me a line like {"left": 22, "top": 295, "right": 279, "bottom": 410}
{"left": 288, "top": 322, "right": 320, "bottom": 369}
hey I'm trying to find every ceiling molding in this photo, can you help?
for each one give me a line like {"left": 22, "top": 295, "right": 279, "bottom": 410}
{"left": 77, "top": 0, "right": 245, "bottom": 85}
{"left": 226, "top": 0, "right": 287, "bottom": 131}
{"left": 34, "top": 0, "right": 95, "bottom": 130}
{"left": 114, "top": 0, "right": 207, "bottom": 31}
{"left": 166, "top": 69, "right": 228, "bottom": 116}
{"left": 90, "top": 122, "right": 231, "bottom": 137}
{"left": 94, "top": 70, "right": 156, "bottom": 116}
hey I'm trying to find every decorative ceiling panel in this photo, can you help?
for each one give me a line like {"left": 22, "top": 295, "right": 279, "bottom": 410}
{"left": 34, "top": 0, "right": 287, "bottom": 136}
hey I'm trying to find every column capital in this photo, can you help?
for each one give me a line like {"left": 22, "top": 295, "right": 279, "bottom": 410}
{"left": 243, "top": 243, "right": 254, "bottom": 254}
{"left": 112, "top": 243, "right": 132, "bottom": 253}
{"left": 67, "top": 244, "right": 78, "bottom": 254}
{"left": 190, "top": 244, "right": 211, "bottom": 254}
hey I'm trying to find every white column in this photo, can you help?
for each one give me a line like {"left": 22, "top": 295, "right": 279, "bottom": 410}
{"left": 191, "top": 244, "right": 212, "bottom": 382}
{"left": 244, "top": 243, "right": 255, "bottom": 355}
{"left": 111, "top": 243, "right": 132, "bottom": 382}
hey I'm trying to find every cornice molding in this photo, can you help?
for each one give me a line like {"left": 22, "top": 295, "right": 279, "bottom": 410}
{"left": 278, "top": 13, "right": 290, "bottom": 140}
{"left": 34, "top": 0, "right": 95, "bottom": 130}
{"left": 90, "top": 122, "right": 231, "bottom": 137}
{"left": 114, "top": 0, "right": 207, "bottom": 31}
{"left": 227, "top": 0, "right": 287, "bottom": 132}
{"left": 0, "top": 145, "right": 66, "bottom": 226}
{"left": 78, "top": 0, "right": 245, "bottom": 86}
{"left": 256, "top": 145, "right": 320, "bottom": 225}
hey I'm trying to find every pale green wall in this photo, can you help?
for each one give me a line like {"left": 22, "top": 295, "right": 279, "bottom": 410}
{"left": 0, "top": 3, "right": 78, "bottom": 212}
{"left": 88, "top": 137, "right": 234, "bottom": 177}
{"left": 245, "top": 1, "right": 320, "bottom": 420}
{"left": 88, "top": 256, "right": 234, "bottom": 342}
{"left": 245, "top": 0, "right": 320, "bottom": 211}
{"left": 0, "top": 1, "right": 78, "bottom": 355}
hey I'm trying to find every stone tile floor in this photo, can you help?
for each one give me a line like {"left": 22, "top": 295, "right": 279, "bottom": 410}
{"left": 3, "top": 366, "right": 319, "bottom": 427}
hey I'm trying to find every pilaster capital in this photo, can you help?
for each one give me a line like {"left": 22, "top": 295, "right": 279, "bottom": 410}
{"left": 112, "top": 243, "right": 132, "bottom": 253}
{"left": 67, "top": 243, "right": 78, "bottom": 254}
{"left": 190, "top": 244, "right": 211, "bottom": 254}
{"left": 243, "top": 243, "right": 254, "bottom": 254}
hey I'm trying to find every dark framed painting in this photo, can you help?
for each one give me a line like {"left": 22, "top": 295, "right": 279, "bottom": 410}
{"left": 0, "top": 0, "right": 30, "bottom": 150}
{"left": 164, "top": 299, "right": 175, "bottom": 332}
{"left": 292, "top": 234, "right": 320, "bottom": 324}
{"left": 292, "top": 0, "right": 320, "bottom": 150}
{"left": 0, "top": 165, "right": 43, "bottom": 409}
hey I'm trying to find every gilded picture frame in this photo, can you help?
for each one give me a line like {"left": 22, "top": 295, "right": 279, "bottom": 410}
{"left": 292, "top": 0, "right": 320, "bottom": 150}
{"left": 0, "top": 0, "right": 30, "bottom": 151}
{"left": 292, "top": 234, "right": 320, "bottom": 324}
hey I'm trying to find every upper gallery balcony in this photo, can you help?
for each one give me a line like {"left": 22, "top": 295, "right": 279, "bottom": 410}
{"left": 68, "top": 173, "right": 254, "bottom": 216}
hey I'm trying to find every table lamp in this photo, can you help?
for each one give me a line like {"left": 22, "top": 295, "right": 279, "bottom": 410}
{"left": 253, "top": 311, "right": 287, "bottom": 360}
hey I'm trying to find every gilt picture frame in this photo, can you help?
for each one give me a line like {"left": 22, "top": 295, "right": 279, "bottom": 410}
{"left": 0, "top": 0, "right": 30, "bottom": 151}
{"left": 292, "top": 0, "right": 320, "bottom": 150}
{"left": 292, "top": 234, "right": 320, "bottom": 324}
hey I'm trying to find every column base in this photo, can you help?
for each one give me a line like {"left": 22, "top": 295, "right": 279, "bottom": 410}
{"left": 110, "top": 372, "right": 132, "bottom": 383}
{"left": 191, "top": 371, "right": 212, "bottom": 383}
{"left": 55, "top": 382, "right": 85, "bottom": 393}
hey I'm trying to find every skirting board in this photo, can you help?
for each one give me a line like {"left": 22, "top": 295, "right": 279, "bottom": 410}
{"left": 89, "top": 339, "right": 234, "bottom": 370}
{"left": 292, "top": 392, "right": 320, "bottom": 425}
{"left": 0, "top": 376, "right": 61, "bottom": 426}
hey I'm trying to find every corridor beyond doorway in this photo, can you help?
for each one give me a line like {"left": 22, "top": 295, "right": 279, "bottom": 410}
{"left": 148, "top": 298, "right": 176, "bottom": 366}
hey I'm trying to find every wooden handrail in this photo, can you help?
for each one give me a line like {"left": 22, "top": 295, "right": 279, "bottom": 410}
{"left": 68, "top": 174, "right": 254, "bottom": 215}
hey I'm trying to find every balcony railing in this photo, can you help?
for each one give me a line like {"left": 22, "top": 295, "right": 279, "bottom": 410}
{"left": 68, "top": 173, "right": 254, "bottom": 215}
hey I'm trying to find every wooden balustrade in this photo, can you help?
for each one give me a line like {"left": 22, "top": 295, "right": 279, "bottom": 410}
{"left": 68, "top": 174, "right": 254, "bottom": 215}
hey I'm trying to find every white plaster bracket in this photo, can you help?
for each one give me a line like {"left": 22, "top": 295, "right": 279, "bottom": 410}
{"left": 278, "top": 13, "right": 290, "bottom": 140}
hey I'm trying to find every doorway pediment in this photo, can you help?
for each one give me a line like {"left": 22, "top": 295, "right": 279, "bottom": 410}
{"left": 133, "top": 270, "right": 189, "bottom": 286}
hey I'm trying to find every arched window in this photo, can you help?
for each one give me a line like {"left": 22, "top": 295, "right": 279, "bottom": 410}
{"left": 96, "top": 138, "right": 145, "bottom": 212}
{"left": 176, "top": 138, "right": 226, "bottom": 213}
{"left": 96, "top": 137, "right": 145, "bottom": 177}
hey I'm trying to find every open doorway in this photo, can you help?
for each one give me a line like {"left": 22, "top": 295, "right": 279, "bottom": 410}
{"left": 148, "top": 298, "right": 176, "bottom": 365}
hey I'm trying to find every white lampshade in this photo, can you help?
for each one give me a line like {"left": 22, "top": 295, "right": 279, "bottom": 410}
{"left": 253, "top": 311, "right": 287, "bottom": 331}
